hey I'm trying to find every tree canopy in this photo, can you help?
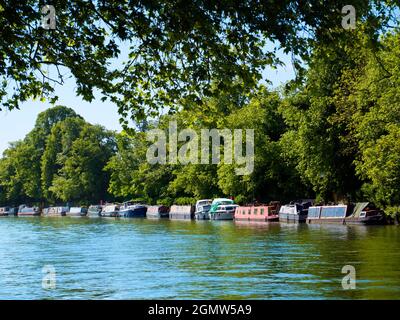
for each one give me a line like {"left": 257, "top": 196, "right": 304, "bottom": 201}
{"left": 1, "top": 2, "right": 400, "bottom": 216}
{"left": 0, "top": 1, "right": 398, "bottom": 124}
{"left": 0, "top": 106, "right": 116, "bottom": 205}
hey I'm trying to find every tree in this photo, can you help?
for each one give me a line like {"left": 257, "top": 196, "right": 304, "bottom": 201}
{"left": 0, "top": 1, "right": 396, "bottom": 124}
{"left": 351, "top": 31, "right": 400, "bottom": 209}
{"left": 0, "top": 106, "right": 116, "bottom": 205}
{"left": 41, "top": 117, "right": 86, "bottom": 202}
{"left": 48, "top": 123, "right": 116, "bottom": 203}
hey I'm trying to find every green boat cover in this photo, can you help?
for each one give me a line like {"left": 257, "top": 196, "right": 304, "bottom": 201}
{"left": 350, "top": 202, "right": 369, "bottom": 218}
{"left": 209, "top": 199, "right": 234, "bottom": 214}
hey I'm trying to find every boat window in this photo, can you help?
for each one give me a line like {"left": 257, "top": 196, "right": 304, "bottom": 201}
{"left": 360, "top": 211, "right": 366, "bottom": 217}
{"left": 321, "top": 207, "right": 346, "bottom": 218}
{"left": 308, "top": 207, "right": 320, "bottom": 218}
{"left": 254, "top": 208, "right": 258, "bottom": 215}
{"left": 260, "top": 208, "right": 264, "bottom": 215}
{"left": 248, "top": 209, "right": 251, "bottom": 215}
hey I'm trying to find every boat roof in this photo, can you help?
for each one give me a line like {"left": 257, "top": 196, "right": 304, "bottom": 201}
{"left": 350, "top": 202, "right": 370, "bottom": 217}
{"left": 212, "top": 198, "right": 234, "bottom": 203}
{"left": 196, "top": 199, "right": 212, "bottom": 204}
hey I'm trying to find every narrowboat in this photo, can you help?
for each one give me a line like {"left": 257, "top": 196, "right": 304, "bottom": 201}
{"left": 194, "top": 199, "right": 212, "bottom": 220}
{"left": 146, "top": 205, "right": 170, "bottom": 219}
{"left": 66, "top": 207, "right": 88, "bottom": 217}
{"left": 88, "top": 205, "right": 103, "bottom": 217}
{"left": 209, "top": 198, "right": 238, "bottom": 220}
{"left": 235, "top": 202, "right": 280, "bottom": 222}
{"left": 307, "top": 202, "right": 385, "bottom": 225}
{"left": 0, "top": 207, "right": 18, "bottom": 216}
{"left": 346, "top": 202, "right": 385, "bottom": 225}
{"left": 18, "top": 205, "right": 40, "bottom": 216}
{"left": 279, "top": 201, "right": 312, "bottom": 223}
{"left": 100, "top": 204, "right": 120, "bottom": 217}
{"left": 119, "top": 202, "right": 147, "bottom": 218}
{"left": 43, "top": 206, "right": 69, "bottom": 217}
{"left": 169, "top": 205, "right": 195, "bottom": 220}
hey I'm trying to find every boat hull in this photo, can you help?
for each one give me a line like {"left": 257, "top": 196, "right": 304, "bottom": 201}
{"left": 235, "top": 215, "right": 279, "bottom": 222}
{"left": 65, "top": 212, "right": 88, "bottom": 217}
{"left": 146, "top": 206, "right": 169, "bottom": 219}
{"left": 100, "top": 211, "right": 119, "bottom": 218}
{"left": 87, "top": 212, "right": 101, "bottom": 217}
{"left": 209, "top": 211, "right": 235, "bottom": 220}
{"left": 119, "top": 207, "right": 147, "bottom": 218}
{"left": 195, "top": 212, "right": 210, "bottom": 220}
{"left": 18, "top": 212, "right": 40, "bottom": 217}
{"left": 169, "top": 205, "right": 195, "bottom": 220}
{"left": 147, "top": 212, "right": 169, "bottom": 219}
{"left": 279, "top": 213, "right": 307, "bottom": 223}
{"left": 307, "top": 215, "right": 386, "bottom": 225}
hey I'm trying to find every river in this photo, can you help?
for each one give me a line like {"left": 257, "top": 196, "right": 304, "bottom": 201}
{"left": 0, "top": 217, "right": 399, "bottom": 299}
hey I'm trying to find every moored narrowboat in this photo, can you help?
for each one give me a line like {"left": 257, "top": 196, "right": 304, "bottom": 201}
{"left": 66, "top": 207, "right": 88, "bottom": 217}
{"left": 88, "top": 205, "right": 103, "bottom": 217}
{"left": 209, "top": 198, "right": 238, "bottom": 220}
{"left": 0, "top": 207, "right": 18, "bottom": 216}
{"left": 147, "top": 205, "right": 170, "bottom": 219}
{"left": 345, "top": 202, "right": 385, "bottom": 225}
{"left": 119, "top": 202, "right": 147, "bottom": 218}
{"left": 43, "top": 206, "right": 69, "bottom": 217}
{"left": 100, "top": 204, "right": 120, "bottom": 217}
{"left": 235, "top": 202, "right": 280, "bottom": 222}
{"left": 194, "top": 199, "right": 212, "bottom": 220}
{"left": 307, "top": 202, "right": 386, "bottom": 225}
{"left": 169, "top": 205, "right": 195, "bottom": 220}
{"left": 279, "top": 201, "right": 312, "bottom": 223}
{"left": 18, "top": 205, "right": 40, "bottom": 216}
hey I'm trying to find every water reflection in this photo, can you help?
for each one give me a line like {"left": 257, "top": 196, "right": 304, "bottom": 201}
{"left": 0, "top": 217, "right": 399, "bottom": 299}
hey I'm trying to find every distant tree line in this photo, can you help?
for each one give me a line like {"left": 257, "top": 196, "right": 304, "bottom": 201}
{"left": 0, "top": 106, "right": 116, "bottom": 206}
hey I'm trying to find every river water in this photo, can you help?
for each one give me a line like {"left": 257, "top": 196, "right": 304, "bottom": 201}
{"left": 0, "top": 216, "right": 399, "bottom": 299}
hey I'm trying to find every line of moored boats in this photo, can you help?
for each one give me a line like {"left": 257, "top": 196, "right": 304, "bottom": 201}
{"left": 0, "top": 198, "right": 388, "bottom": 225}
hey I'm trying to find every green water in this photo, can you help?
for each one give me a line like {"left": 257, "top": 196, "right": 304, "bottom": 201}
{"left": 0, "top": 216, "right": 399, "bottom": 299}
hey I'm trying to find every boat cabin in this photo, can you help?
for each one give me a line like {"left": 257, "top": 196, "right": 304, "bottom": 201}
{"left": 235, "top": 202, "right": 280, "bottom": 222}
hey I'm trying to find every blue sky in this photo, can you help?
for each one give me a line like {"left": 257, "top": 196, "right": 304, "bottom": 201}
{"left": 0, "top": 48, "right": 295, "bottom": 155}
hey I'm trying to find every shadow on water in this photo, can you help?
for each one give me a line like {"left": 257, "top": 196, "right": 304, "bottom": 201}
{"left": 0, "top": 217, "right": 399, "bottom": 299}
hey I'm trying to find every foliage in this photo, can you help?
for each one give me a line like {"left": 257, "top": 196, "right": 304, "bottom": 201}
{"left": 0, "top": 1, "right": 397, "bottom": 125}
{"left": 0, "top": 106, "right": 115, "bottom": 205}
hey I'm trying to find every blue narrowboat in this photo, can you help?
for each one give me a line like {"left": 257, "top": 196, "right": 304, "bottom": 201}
{"left": 307, "top": 202, "right": 385, "bottom": 225}
{"left": 119, "top": 202, "right": 147, "bottom": 218}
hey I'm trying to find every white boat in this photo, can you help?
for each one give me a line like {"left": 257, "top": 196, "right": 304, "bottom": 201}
{"left": 100, "top": 204, "right": 120, "bottom": 217}
{"left": 43, "top": 206, "right": 69, "bottom": 217}
{"left": 66, "top": 207, "right": 88, "bottom": 217}
{"left": 279, "top": 201, "right": 312, "bottom": 223}
{"left": 209, "top": 198, "right": 238, "bottom": 220}
{"left": 194, "top": 199, "right": 212, "bottom": 220}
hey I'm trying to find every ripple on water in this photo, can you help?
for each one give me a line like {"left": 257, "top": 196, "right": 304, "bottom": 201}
{"left": 0, "top": 218, "right": 400, "bottom": 299}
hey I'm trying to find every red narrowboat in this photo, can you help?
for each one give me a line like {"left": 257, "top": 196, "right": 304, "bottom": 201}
{"left": 235, "top": 202, "right": 280, "bottom": 222}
